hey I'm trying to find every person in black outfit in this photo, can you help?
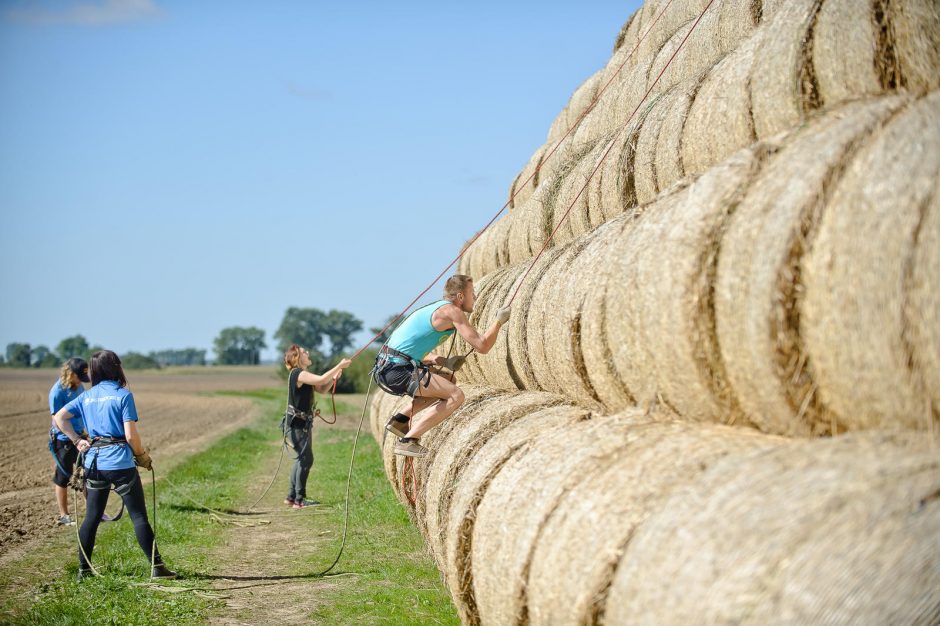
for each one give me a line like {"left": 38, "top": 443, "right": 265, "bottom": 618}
{"left": 282, "top": 344, "right": 351, "bottom": 508}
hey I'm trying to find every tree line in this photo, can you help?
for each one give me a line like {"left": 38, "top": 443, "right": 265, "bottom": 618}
{"left": 3, "top": 307, "right": 400, "bottom": 392}
{"left": 3, "top": 335, "right": 206, "bottom": 370}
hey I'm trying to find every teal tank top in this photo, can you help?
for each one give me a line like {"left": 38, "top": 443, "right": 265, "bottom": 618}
{"left": 386, "top": 300, "right": 455, "bottom": 361}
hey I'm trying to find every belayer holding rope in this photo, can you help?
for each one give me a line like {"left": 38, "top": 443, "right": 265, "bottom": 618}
{"left": 282, "top": 345, "right": 351, "bottom": 508}
{"left": 373, "top": 274, "right": 509, "bottom": 458}
{"left": 48, "top": 358, "right": 89, "bottom": 527}
{"left": 52, "top": 350, "right": 176, "bottom": 580}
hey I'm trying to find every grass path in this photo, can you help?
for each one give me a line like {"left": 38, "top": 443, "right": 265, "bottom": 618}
{"left": 0, "top": 388, "right": 458, "bottom": 625}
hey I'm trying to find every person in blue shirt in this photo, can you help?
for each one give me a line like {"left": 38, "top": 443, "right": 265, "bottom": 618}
{"left": 53, "top": 350, "right": 176, "bottom": 580}
{"left": 48, "top": 358, "right": 89, "bottom": 526}
{"left": 373, "top": 274, "right": 510, "bottom": 458}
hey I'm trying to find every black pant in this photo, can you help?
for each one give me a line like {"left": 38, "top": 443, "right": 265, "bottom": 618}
{"left": 51, "top": 438, "right": 78, "bottom": 488}
{"left": 79, "top": 467, "right": 161, "bottom": 570}
{"left": 287, "top": 423, "right": 313, "bottom": 501}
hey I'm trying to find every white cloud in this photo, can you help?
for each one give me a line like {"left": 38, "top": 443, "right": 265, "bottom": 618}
{"left": 7, "top": 0, "right": 161, "bottom": 26}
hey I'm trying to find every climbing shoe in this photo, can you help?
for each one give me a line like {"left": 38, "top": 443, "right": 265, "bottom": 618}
{"left": 56, "top": 514, "right": 76, "bottom": 527}
{"left": 384, "top": 415, "right": 410, "bottom": 439}
{"left": 292, "top": 499, "right": 320, "bottom": 509}
{"left": 394, "top": 438, "right": 428, "bottom": 458}
{"left": 151, "top": 563, "right": 178, "bottom": 580}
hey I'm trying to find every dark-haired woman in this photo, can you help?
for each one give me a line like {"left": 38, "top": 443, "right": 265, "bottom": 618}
{"left": 48, "top": 357, "right": 89, "bottom": 526}
{"left": 282, "top": 345, "right": 351, "bottom": 508}
{"left": 53, "top": 350, "right": 176, "bottom": 580}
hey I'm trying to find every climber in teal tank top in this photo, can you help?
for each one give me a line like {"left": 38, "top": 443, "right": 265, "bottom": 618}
{"left": 386, "top": 300, "right": 455, "bottom": 362}
{"left": 373, "top": 274, "right": 512, "bottom": 458}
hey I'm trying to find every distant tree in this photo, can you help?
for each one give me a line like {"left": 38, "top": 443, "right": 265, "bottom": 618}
{"left": 122, "top": 352, "right": 160, "bottom": 369}
{"left": 274, "top": 308, "right": 326, "bottom": 353}
{"left": 214, "top": 327, "right": 266, "bottom": 365}
{"left": 30, "top": 345, "right": 58, "bottom": 368}
{"left": 323, "top": 309, "right": 363, "bottom": 358}
{"left": 57, "top": 335, "right": 90, "bottom": 360}
{"left": 149, "top": 348, "right": 207, "bottom": 367}
{"left": 6, "top": 343, "right": 31, "bottom": 367}
{"left": 369, "top": 313, "right": 403, "bottom": 346}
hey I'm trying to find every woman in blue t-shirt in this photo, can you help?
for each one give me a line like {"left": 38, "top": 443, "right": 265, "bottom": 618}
{"left": 48, "top": 357, "right": 89, "bottom": 526}
{"left": 53, "top": 350, "right": 176, "bottom": 580}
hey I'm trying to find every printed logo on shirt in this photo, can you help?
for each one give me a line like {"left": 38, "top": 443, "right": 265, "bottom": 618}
{"left": 83, "top": 395, "right": 120, "bottom": 404}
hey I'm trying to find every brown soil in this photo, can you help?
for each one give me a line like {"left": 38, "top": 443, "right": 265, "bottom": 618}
{"left": 0, "top": 367, "right": 278, "bottom": 562}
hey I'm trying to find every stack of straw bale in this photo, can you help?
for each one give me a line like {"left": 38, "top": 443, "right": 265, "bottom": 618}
{"left": 368, "top": 0, "right": 940, "bottom": 622}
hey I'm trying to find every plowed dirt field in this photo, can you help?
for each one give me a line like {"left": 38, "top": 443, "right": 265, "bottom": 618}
{"left": 0, "top": 367, "right": 278, "bottom": 560}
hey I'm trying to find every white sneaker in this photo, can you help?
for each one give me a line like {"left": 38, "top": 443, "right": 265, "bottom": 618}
{"left": 56, "top": 514, "right": 76, "bottom": 526}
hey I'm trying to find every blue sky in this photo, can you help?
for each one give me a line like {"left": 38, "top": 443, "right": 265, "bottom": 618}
{"left": 0, "top": 0, "right": 642, "bottom": 362}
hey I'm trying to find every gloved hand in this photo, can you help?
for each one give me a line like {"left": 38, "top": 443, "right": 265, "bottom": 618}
{"left": 495, "top": 306, "right": 511, "bottom": 324}
{"left": 443, "top": 355, "right": 466, "bottom": 372}
{"left": 134, "top": 451, "right": 153, "bottom": 471}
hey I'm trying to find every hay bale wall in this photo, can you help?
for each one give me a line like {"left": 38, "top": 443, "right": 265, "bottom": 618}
{"left": 370, "top": 0, "right": 940, "bottom": 623}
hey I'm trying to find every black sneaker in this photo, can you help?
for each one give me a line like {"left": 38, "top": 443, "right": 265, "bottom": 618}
{"left": 384, "top": 416, "right": 410, "bottom": 439}
{"left": 151, "top": 563, "right": 178, "bottom": 580}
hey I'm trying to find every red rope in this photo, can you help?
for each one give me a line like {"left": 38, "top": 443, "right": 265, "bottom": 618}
{"left": 348, "top": 0, "right": 678, "bottom": 363}
{"left": 401, "top": 457, "right": 417, "bottom": 507}
{"left": 507, "top": 0, "right": 717, "bottom": 305}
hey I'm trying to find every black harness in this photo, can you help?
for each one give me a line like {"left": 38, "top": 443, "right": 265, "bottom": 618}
{"left": 371, "top": 345, "right": 432, "bottom": 398}
{"left": 72, "top": 437, "right": 135, "bottom": 508}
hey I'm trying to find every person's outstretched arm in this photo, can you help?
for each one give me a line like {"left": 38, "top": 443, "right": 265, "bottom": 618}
{"left": 297, "top": 358, "right": 352, "bottom": 392}
{"left": 450, "top": 306, "right": 509, "bottom": 355}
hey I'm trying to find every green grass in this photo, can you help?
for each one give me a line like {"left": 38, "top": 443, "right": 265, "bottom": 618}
{"left": 0, "top": 388, "right": 458, "bottom": 625}
{"left": 295, "top": 427, "right": 459, "bottom": 626}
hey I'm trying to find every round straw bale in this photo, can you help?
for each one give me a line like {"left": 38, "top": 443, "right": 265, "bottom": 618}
{"left": 593, "top": 98, "right": 655, "bottom": 225}
{"left": 813, "top": 0, "right": 882, "bottom": 107}
{"left": 802, "top": 92, "right": 939, "bottom": 433}
{"left": 612, "top": 9, "right": 640, "bottom": 54}
{"left": 654, "top": 77, "right": 698, "bottom": 192}
{"left": 508, "top": 144, "right": 547, "bottom": 210}
{"left": 681, "top": 34, "right": 759, "bottom": 177}
{"left": 634, "top": 0, "right": 713, "bottom": 66}
{"left": 545, "top": 104, "right": 571, "bottom": 147}
{"left": 410, "top": 385, "right": 496, "bottom": 534}
{"left": 542, "top": 220, "right": 627, "bottom": 408}
{"left": 442, "top": 404, "right": 590, "bottom": 626}
{"left": 911, "top": 190, "right": 940, "bottom": 420}
{"left": 889, "top": 0, "right": 940, "bottom": 93}
{"left": 634, "top": 87, "right": 679, "bottom": 205}
{"left": 457, "top": 272, "right": 499, "bottom": 385}
{"left": 603, "top": 187, "right": 686, "bottom": 412}
{"left": 624, "top": 149, "right": 760, "bottom": 423}
{"left": 506, "top": 184, "right": 550, "bottom": 265}
{"left": 579, "top": 214, "right": 636, "bottom": 411}
{"left": 506, "top": 247, "right": 566, "bottom": 391}
{"left": 472, "top": 412, "right": 668, "bottom": 626}
{"left": 585, "top": 134, "right": 619, "bottom": 229}
{"left": 524, "top": 243, "right": 588, "bottom": 394}
{"left": 421, "top": 390, "right": 567, "bottom": 566}
{"left": 717, "top": 0, "right": 761, "bottom": 53}
{"left": 603, "top": 431, "right": 940, "bottom": 625}
{"left": 526, "top": 419, "right": 779, "bottom": 626}
{"left": 749, "top": 0, "right": 822, "bottom": 139}
{"left": 476, "top": 264, "right": 527, "bottom": 391}
{"left": 552, "top": 137, "right": 611, "bottom": 244}
{"left": 715, "top": 96, "right": 904, "bottom": 436}
{"left": 646, "top": 7, "right": 721, "bottom": 96}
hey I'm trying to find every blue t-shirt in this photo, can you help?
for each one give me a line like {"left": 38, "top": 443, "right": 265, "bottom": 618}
{"left": 63, "top": 380, "right": 139, "bottom": 470}
{"left": 48, "top": 381, "right": 86, "bottom": 442}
